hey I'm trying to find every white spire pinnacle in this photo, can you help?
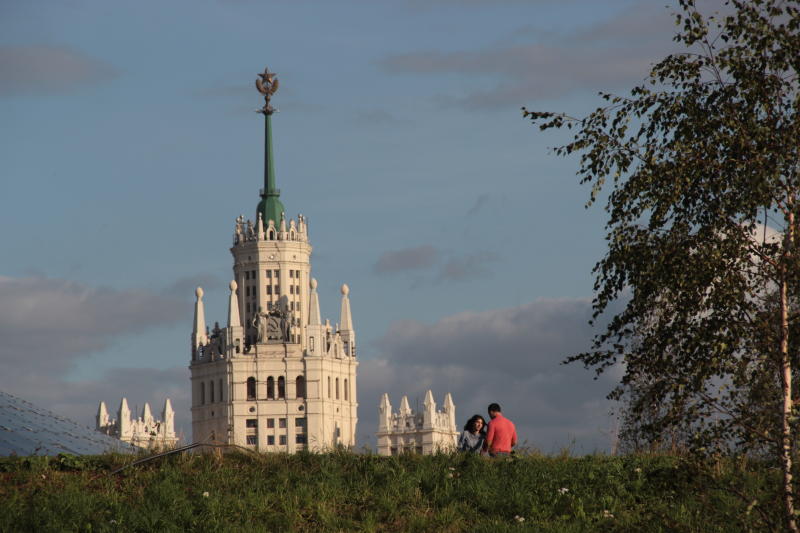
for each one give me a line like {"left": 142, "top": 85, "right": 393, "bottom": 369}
{"left": 443, "top": 393, "right": 456, "bottom": 431}
{"left": 280, "top": 211, "right": 287, "bottom": 233}
{"left": 423, "top": 390, "right": 435, "bottom": 411}
{"left": 423, "top": 390, "right": 436, "bottom": 429}
{"left": 162, "top": 398, "right": 175, "bottom": 438}
{"left": 399, "top": 395, "right": 411, "bottom": 415}
{"left": 339, "top": 283, "right": 353, "bottom": 331}
{"left": 118, "top": 397, "right": 131, "bottom": 439}
{"left": 308, "top": 278, "right": 321, "bottom": 326}
{"left": 257, "top": 212, "right": 265, "bottom": 240}
{"left": 96, "top": 401, "right": 109, "bottom": 430}
{"left": 142, "top": 402, "right": 153, "bottom": 424}
{"left": 378, "top": 393, "right": 392, "bottom": 431}
{"left": 192, "top": 287, "right": 207, "bottom": 348}
{"left": 227, "top": 280, "right": 241, "bottom": 328}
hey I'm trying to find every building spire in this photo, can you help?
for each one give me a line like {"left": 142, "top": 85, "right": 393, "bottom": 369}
{"left": 339, "top": 284, "right": 353, "bottom": 331}
{"left": 227, "top": 280, "right": 241, "bottom": 328}
{"left": 192, "top": 287, "right": 207, "bottom": 350}
{"left": 255, "top": 67, "right": 285, "bottom": 228}
{"left": 308, "top": 278, "right": 321, "bottom": 326}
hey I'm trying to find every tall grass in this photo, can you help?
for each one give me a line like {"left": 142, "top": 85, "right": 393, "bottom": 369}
{"left": 0, "top": 450, "right": 782, "bottom": 532}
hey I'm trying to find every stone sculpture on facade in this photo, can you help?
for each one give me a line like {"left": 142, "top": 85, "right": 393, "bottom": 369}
{"left": 376, "top": 391, "right": 457, "bottom": 455}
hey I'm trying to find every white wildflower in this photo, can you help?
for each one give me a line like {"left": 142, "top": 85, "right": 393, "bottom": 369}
{"left": 557, "top": 487, "right": 569, "bottom": 495}
{"left": 514, "top": 515, "right": 525, "bottom": 523}
{"left": 603, "top": 509, "right": 614, "bottom": 519}
{"left": 202, "top": 491, "right": 210, "bottom": 498}
{"left": 634, "top": 467, "right": 642, "bottom": 473}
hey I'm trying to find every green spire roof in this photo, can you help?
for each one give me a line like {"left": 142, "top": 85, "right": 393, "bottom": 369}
{"left": 257, "top": 112, "right": 284, "bottom": 226}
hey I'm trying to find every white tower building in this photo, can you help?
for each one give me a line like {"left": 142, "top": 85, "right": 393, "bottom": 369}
{"left": 376, "top": 391, "right": 457, "bottom": 455}
{"left": 189, "top": 67, "right": 358, "bottom": 452}
{"left": 96, "top": 398, "right": 177, "bottom": 450}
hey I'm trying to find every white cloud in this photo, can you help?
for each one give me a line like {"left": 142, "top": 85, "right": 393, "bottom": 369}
{"left": 380, "top": 3, "right": 683, "bottom": 108}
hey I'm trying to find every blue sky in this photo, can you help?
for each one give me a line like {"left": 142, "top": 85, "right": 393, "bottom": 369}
{"left": 0, "top": 0, "right": 696, "bottom": 451}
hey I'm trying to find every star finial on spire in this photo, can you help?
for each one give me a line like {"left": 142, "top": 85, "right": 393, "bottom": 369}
{"left": 255, "top": 67, "right": 279, "bottom": 115}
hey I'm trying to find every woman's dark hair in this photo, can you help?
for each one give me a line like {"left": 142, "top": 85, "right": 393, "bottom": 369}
{"left": 464, "top": 414, "right": 487, "bottom": 433}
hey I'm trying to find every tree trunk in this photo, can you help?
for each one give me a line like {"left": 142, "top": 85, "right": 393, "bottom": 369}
{"left": 781, "top": 209, "right": 797, "bottom": 532}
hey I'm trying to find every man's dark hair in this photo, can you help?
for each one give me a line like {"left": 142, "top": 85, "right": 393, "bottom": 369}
{"left": 488, "top": 403, "right": 501, "bottom": 413}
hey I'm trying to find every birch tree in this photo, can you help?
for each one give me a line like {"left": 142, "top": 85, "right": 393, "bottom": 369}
{"left": 524, "top": 1, "right": 800, "bottom": 528}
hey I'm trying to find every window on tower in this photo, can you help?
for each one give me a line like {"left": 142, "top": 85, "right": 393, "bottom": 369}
{"left": 279, "top": 435, "right": 287, "bottom": 445}
{"left": 296, "top": 376, "right": 305, "bottom": 399}
{"left": 289, "top": 270, "right": 294, "bottom": 278}
{"left": 267, "top": 285, "right": 272, "bottom": 295}
{"left": 267, "top": 435, "right": 275, "bottom": 445}
{"left": 246, "top": 377, "right": 256, "bottom": 401}
{"left": 200, "top": 382, "right": 205, "bottom": 405}
{"left": 266, "top": 270, "right": 272, "bottom": 278}
{"left": 336, "top": 378, "right": 340, "bottom": 400}
{"left": 267, "top": 418, "right": 275, "bottom": 428}
{"left": 218, "top": 379, "right": 223, "bottom": 402}
{"left": 344, "top": 379, "right": 349, "bottom": 401}
{"left": 277, "top": 376, "right": 285, "bottom": 399}
{"left": 267, "top": 377, "right": 274, "bottom": 399}
{"left": 210, "top": 380, "right": 215, "bottom": 403}
{"left": 246, "top": 435, "right": 257, "bottom": 445}
{"left": 279, "top": 418, "right": 287, "bottom": 428}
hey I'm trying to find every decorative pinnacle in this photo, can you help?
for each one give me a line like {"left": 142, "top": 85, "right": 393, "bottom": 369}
{"left": 255, "top": 67, "right": 279, "bottom": 115}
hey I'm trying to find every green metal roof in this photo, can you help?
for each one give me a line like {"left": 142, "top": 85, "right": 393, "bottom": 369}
{"left": 257, "top": 113, "right": 285, "bottom": 226}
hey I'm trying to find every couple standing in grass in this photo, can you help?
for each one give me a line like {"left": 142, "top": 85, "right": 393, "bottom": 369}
{"left": 457, "top": 402, "right": 517, "bottom": 457}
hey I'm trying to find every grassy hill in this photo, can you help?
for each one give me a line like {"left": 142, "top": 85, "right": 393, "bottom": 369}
{"left": 0, "top": 450, "right": 781, "bottom": 532}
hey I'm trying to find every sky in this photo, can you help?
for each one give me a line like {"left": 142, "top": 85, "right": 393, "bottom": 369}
{"left": 0, "top": 0, "right": 708, "bottom": 453}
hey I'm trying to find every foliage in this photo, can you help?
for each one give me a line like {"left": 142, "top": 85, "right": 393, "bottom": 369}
{"left": 0, "top": 450, "right": 785, "bottom": 532}
{"left": 524, "top": 0, "right": 800, "bottom": 528}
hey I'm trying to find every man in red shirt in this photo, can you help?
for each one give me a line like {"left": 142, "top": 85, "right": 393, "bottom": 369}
{"left": 485, "top": 403, "right": 517, "bottom": 457}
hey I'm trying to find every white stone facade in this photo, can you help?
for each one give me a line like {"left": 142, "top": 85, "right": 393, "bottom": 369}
{"left": 96, "top": 398, "right": 177, "bottom": 450}
{"left": 376, "top": 391, "right": 457, "bottom": 455}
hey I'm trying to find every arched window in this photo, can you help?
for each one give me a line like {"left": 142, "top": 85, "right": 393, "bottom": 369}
{"left": 267, "top": 377, "right": 275, "bottom": 399}
{"left": 268, "top": 229, "right": 275, "bottom": 240}
{"left": 309, "top": 336, "right": 315, "bottom": 351}
{"left": 210, "top": 380, "right": 215, "bottom": 403}
{"left": 278, "top": 376, "right": 285, "bottom": 399}
{"left": 336, "top": 378, "right": 340, "bottom": 400}
{"left": 344, "top": 379, "right": 349, "bottom": 401}
{"left": 200, "top": 382, "right": 205, "bottom": 405}
{"left": 219, "top": 379, "right": 223, "bottom": 402}
{"left": 247, "top": 377, "right": 256, "bottom": 400}
{"left": 296, "top": 376, "right": 305, "bottom": 399}
{"left": 327, "top": 377, "right": 331, "bottom": 399}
